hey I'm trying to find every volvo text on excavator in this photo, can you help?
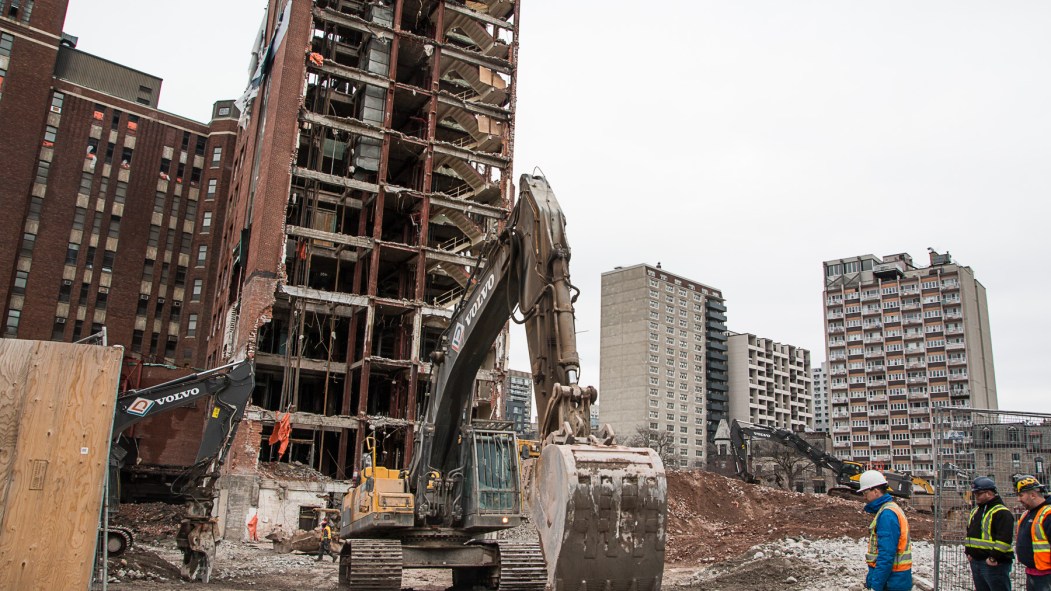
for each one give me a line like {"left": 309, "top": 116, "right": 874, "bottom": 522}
{"left": 108, "top": 359, "right": 255, "bottom": 583}
{"left": 728, "top": 419, "right": 914, "bottom": 499}
{"left": 339, "top": 175, "right": 667, "bottom": 591}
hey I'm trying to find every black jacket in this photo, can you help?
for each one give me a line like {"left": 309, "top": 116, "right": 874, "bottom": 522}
{"left": 964, "top": 495, "right": 1014, "bottom": 564}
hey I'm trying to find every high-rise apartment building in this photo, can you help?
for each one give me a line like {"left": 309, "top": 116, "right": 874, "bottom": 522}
{"left": 599, "top": 264, "right": 728, "bottom": 468}
{"left": 823, "top": 250, "right": 997, "bottom": 478}
{"left": 205, "top": 0, "right": 520, "bottom": 481}
{"left": 504, "top": 369, "right": 533, "bottom": 437}
{"left": 0, "top": 7, "right": 236, "bottom": 369}
{"left": 726, "top": 332, "right": 812, "bottom": 430}
{"left": 812, "top": 362, "right": 830, "bottom": 432}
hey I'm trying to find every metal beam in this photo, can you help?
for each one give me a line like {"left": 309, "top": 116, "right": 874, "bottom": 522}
{"left": 287, "top": 224, "right": 374, "bottom": 250}
{"left": 292, "top": 166, "right": 380, "bottom": 194}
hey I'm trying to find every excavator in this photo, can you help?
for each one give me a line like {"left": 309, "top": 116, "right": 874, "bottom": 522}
{"left": 339, "top": 175, "right": 667, "bottom": 591}
{"left": 107, "top": 359, "right": 255, "bottom": 583}
{"left": 728, "top": 419, "right": 914, "bottom": 499}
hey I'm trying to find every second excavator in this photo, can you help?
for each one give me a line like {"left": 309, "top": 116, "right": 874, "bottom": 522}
{"left": 339, "top": 175, "right": 667, "bottom": 591}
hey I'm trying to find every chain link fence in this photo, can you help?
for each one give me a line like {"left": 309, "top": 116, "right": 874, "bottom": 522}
{"left": 932, "top": 407, "right": 1051, "bottom": 590}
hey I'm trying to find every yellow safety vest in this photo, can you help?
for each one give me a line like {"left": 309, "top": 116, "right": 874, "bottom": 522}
{"left": 1016, "top": 505, "right": 1051, "bottom": 571}
{"left": 965, "top": 504, "right": 1012, "bottom": 554}
{"left": 866, "top": 501, "right": 912, "bottom": 572}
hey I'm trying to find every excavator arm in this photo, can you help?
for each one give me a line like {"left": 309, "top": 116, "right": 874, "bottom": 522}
{"left": 406, "top": 175, "right": 666, "bottom": 591}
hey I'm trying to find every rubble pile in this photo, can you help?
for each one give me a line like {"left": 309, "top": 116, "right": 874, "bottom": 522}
{"left": 110, "top": 501, "right": 185, "bottom": 543}
{"left": 665, "top": 469, "right": 934, "bottom": 563}
{"left": 257, "top": 460, "right": 333, "bottom": 482}
{"left": 671, "top": 537, "right": 935, "bottom": 591}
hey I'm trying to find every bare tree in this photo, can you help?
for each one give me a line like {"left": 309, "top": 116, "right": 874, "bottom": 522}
{"left": 767, "top": 447, "right": 812, "bottom": 491}
{"left": 626, "top": 425, "right": 679, "bottom": 468}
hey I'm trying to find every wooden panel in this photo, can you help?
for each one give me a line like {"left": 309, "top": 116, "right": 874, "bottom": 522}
{"left": 0, "top": 339, "right": 123, "bottom": 591}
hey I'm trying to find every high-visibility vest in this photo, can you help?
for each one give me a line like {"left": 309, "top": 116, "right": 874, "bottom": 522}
{"left": 866, "top": 501, "right": 913, "bottom": 572}
{"left": 1016, "top": 505, "right": 1051, "bottom": 570}
{"left": 965, "top": 504, "right": 1012, "bottom": 554}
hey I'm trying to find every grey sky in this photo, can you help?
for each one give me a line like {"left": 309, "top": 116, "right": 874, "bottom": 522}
{"left": 64, "top": 1, "right": 1051, "bottom": 413}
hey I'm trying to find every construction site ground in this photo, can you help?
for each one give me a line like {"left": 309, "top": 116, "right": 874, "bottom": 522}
{"left": 103, "top": 470, "right": 936, "bottom": 591}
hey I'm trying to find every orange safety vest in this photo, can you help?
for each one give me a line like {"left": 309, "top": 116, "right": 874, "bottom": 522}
{"left": 866, "top": 501, "right": 912, "bottom": 572}
{"left": 1016, "top": 505, "right": 1051, "bottom": 570}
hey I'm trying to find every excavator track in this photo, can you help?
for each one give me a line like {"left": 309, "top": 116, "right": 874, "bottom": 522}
{"left": 103, "top": 526, "right": 133, "bottom": 558}
{"left": 338, "top": 539, "right": 402, "bottom": 590}
{"left": 494, "top": 541, "right": 547, "bottom": 591}
{"left": 532, "top": 444, "right": 666, "bottom": 591}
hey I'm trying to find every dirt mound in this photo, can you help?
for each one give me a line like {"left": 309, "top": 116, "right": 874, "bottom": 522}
{"left": 665, "top": 470, "right": 933, "bottom": 564}
{"left": 107, "top": 546, "right": 183, "bottom": 583}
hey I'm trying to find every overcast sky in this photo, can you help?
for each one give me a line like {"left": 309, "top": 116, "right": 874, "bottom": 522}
{"left": 64, "top": 1, "right": 1051, "bottom": 413}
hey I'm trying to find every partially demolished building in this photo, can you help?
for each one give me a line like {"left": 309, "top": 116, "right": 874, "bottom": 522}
{"left": 210, "top": 0, "right": 520, "bottom": 500}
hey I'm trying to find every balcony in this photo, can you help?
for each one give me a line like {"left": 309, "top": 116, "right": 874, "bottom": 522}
{"left": 833, "top": 426, "right": 850, "bottom": 434}
{"left": 949, "top": 373, "right": 969, "bottom": 381}
{"left": 864, "top": 336, "right": 884, "bottom": 344}
{"left": 827, "top": 312, "right": 844, "bottom": 320}
{"left": 828, "top": 326, "right": 845, "bottom": 334}
{"left": 907, "top": 391, "right": 927, "bottom": 400}
{"left": 907, "top": 377, "right": 927, "bottom": 384}
{"left": 833, "top": 440, "right": 851, "bottom": 448}
{"left": 903, "top": 317, "right": 922, "bottom": 326}
{"left": 945, "top": 327, "right": 963, "bottom": 335}
{"left": 871, "top": 439, "right": 891, "bottom": 447}
{"left": 946, "top": 341, "right": 965, "bottom": 350}
{"left": 867, "top": 393, "right": 888, "bottom": 402}
{"left": 914, "top": 453, "right": 932, "bottom": 461}
{"left": 912, "top": 438, "right": 931, "bottom": 446}
{"left": 950, "top": 387, "right": 970, "bottom": 396}
{"left": 864, "top": 350, "right": 884, "bottom": 358}
{"left": 912, "top": 421, "right": 931, "bottom": 430}
{"left": 871, "top": 454, "right": 892, "bottom": 462}
{"left": 866, "top": 365, "right": 886, "bottom": 373}
{"left": 870, "top": 422, "right": 890, "bottom": 430}
{"left": 948, "top": 357, "right": 967, "bottom": 365}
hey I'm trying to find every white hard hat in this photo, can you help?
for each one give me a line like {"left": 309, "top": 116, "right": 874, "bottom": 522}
{"left": 858, "top": 470, "right": 888, "bottom": 493}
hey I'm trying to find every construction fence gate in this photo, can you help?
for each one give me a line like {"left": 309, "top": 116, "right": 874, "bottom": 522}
{"left": 932, "top": 407, "right": 1051, "bottom": 591}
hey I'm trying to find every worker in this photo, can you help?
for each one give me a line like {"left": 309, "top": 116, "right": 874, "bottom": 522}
{"left": 858, "top": 470, "right": 913, "bottom": 591}
{"left": 1013, "top": 474, "right": 1051, "bottom": 591}
{"left": 317, "top": 518, "right": 337, "bottom": 563}
{"left": 964, "top": 476, "right": 1013, "bottom": 591}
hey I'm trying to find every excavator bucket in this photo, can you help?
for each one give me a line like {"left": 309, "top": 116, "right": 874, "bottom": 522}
{"left": 530, "top": 443, "right": 666, "bottom": 591}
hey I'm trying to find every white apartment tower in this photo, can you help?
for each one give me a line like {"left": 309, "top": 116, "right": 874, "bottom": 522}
{"left": 812, "top": 362, "right": 830, "bottom": 432}
{"left": 599, "top": 264, "right": 728, "bottom": 468}
{"left": 823, "top": 250, "right": 997, "bottom": 478}
{"left": 726, "top": 332, "right": 813, "bottom": 430}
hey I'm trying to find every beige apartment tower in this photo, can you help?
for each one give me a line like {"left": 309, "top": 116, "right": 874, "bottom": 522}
{"left": 823, "top": 250, "right": 997, "bottom": 478}
{"left": 726, "top": 332, "right": 813, "bottom": 431}
{"left": 599, "top": 264, "right": 728, "bottom": 468}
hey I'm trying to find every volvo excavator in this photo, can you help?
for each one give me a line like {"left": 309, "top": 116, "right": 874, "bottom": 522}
{"left": 728, "top": 419, "right": 914, "bottom": 499}
{"left": 339, "top": 175, "right": 667, "bottom": 591}
{"left": 107, "top": 359, "right": 255, "bottom": 583}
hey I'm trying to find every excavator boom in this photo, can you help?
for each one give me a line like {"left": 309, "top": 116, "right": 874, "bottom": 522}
{"left": 339, "top": 175, "right": 666, "bottom": 591}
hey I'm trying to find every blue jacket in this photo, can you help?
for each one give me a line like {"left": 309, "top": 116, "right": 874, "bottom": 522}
{"left": 864, "top": 493, "right": 913, "bottom": 591}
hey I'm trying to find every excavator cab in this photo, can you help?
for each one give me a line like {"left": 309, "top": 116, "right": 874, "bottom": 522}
{"left": 458, "top": 421, "right": 522, "bottom": 532}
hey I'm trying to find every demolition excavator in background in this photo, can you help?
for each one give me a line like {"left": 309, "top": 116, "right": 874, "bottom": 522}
{"left": 728, "top": 419, "right": 915, "bottom": 498}
{"left": 107, "top": 359, "right": 255, "bottom": 583}
{"left": 339, "top": 175, "right": 668, "bottom": 591}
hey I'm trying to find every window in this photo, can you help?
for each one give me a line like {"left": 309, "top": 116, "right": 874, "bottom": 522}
{"left": 78, "top": 282, "right": 90, "bottom": 306}
{"left": 147, "top": 226, "right": 160, "bottom": 248}
{"left": 175, "top": 266, "right": 187, "bottom": 287}
{"left": 4, "top": 309, "right": 19, "bottom": 337}
{"left": 58, "top": 282, "right": 71, "bottom": 303}
{"left": 102, "top": 250, "right": 115, "bottom": 271}
{"left": 191, "top": 279, "right": 202, "bottom": 302}
{"left": 20, "top": 232, "right": 36, "bottom": 257}
{"left": 107, "top": 215, "right": 121, "bottom": 238}
{"left": 50, "top": 91, "right": 64, "bottom": 113}
{"left": 154, "top": 191, "right": 166, "bottom": 214}
{"left": 206, "top": 178, "right": 217, "bottom": 197}
{"left": 34, "top": 159, "right": 50, "bottom": 185}
{"left": 195, "top": 137, "right": 207, "bottom": 156}
{"left": 13, "top": 270, "right": 28, "bottom": 295}
{"left": 211, "top": 146, "right": 222, "bottom": 167}
{"left": 187, "top": 314, "right": 198, "bottom": 337}
{"left": 65, "top": 242, "right": 80, "bottom": 265}
{"left": 136, "top": 297, "right": 148, "bottom": 317}
{"left": 114, "top": 181, "right": 127, "bottom": 204}
{"left": 0, "top": 33, "right": 12, "bottom": 58}
{"left": 43, "top": 125, "right": 57, "bottom": 145}
{"left": 96, "top": 289, "right": 108, "bottom": 310}
{"left": 27, "top": 196, "right": 42, "bottom": 220}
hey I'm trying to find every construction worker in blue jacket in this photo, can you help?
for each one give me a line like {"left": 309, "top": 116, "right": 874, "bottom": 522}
{"left": 965, "top": 476, "right": 1014, "bottom": 591}
{"left": 859, "top": 470, "right": 913, "bottom": 591}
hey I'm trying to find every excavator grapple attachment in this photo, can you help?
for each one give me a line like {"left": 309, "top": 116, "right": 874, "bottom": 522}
{"left": 530, "top": 443, "right": 666, "bottom": 591}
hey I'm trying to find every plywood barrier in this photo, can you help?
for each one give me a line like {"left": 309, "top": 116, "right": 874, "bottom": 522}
{"left": 0, "top": 339, "right": 123, "bottom": 590}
